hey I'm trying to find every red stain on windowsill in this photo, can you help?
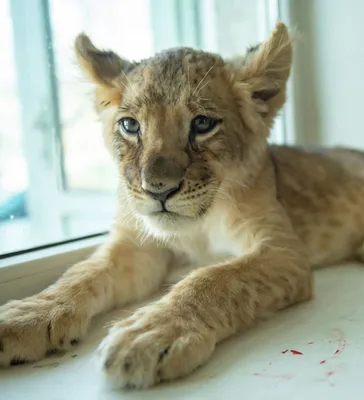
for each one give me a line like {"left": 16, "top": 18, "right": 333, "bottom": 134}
{"left": 327, "top": 371, "right": 334, "bottom": 377}
{"left": 320, "top": 360, "right": 326, "bottom": 364}
{"left": 290, "top": 350, "right": 303, "bottom": 355}
{"left": 281, "top": 349, "right": 303, "bottom": 355}
{"left": 333, "top": 328, "right": 347, "bottom": 356}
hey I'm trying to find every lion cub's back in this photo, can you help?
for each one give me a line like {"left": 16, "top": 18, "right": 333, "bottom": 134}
{"left": 270, "top": 145, "right": 364, "bottom": 267}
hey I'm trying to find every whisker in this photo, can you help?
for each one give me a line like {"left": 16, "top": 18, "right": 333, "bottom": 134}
{"left": 192, "top": 66, "right": 214, "bottom": 97}
{"left": 214, "top": 193, "right": 238, "bottom": 211}
{"left": 191, "top": 101, "right": 208, "bottom": 117}
{"left": 195, "top": 79, "right": 211, "bottom": 98}
{"left": 223, "top": 177, "right": 250, "bottom": 191}
{"left": 120, "top": 68, "right": 137, "bottom": 96}
{"left": 118, "top": 78, "right": 130, "bottom": 97}
{"left": 196, "top": 97, "right": 212, "bottom": 104}
{"left": 187, "top": 63, "right": 191, "bottom": 99}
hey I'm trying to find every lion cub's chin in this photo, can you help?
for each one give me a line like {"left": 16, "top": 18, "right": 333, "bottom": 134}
{"left": 141, "top": 211, "right": 197, "bottom": 238}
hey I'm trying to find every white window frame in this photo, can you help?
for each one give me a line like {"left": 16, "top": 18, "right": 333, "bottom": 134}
{"left": 1, "top": 0, "right": 288, "bottom": 304}
{"left": 10, "top": 0, "right": 64, "bottom": 244}
{"left": 277, "top": 0, "right": 298, "bottom": 145}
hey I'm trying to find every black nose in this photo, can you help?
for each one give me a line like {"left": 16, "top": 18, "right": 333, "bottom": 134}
{"left": 144, "top": 185, "right": 181, "bottom": 203}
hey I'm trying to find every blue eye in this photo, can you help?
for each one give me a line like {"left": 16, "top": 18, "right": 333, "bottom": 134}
{"left": 119, "top": 117, "right": 140, "bottom": 134}
{"left": 191, "top": 115, "right": 220, "bottom": 134}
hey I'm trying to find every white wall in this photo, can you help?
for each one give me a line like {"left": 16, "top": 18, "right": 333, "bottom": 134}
{"left": 289, "top": 0, "right": 364, "bottom": 149}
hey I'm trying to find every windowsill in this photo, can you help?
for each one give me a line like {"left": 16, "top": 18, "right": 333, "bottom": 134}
{"left": 1, "top": 264, "right": 364, "bottom": 399}
{"left": 0, "top": 235, "right": 105, "bottom": 304}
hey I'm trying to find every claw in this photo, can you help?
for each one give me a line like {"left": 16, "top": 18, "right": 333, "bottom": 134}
{"left": 124, "top": 359, "right": 132, "bottom": 371}
{"left": 123, "top": 382, "right": 136, "bottom": 390}
{"left": 158, "top": 347, "right": 170, "bottom": 362}
{"left": 10, "top": 358, "right": 27, "bottom": 366}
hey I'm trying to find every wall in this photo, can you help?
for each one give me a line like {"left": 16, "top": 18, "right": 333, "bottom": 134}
{"left": 289, "top": 0, "right": 364, "bottom": 149}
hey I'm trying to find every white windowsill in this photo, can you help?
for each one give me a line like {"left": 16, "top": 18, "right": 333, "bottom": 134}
{"left": 0, "top": 235, "right": 105, "bottom": 304}
{"left": 1, "top": 264, "right": 364, "bottom": 399}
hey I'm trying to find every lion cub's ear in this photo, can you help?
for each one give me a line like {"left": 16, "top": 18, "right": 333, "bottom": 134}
{"left": 74, "top": 34, "right": 135, "bottom": 111}
{"left": 228, "top": 22, "right": 292, "bottom": 127}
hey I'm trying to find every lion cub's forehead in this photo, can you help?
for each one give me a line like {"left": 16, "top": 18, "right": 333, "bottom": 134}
{"left": 126, "top": 48, "right": 225, "bottom": 106}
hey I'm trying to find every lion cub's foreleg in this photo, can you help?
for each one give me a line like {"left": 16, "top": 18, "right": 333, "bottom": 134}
{"left": 0, "top": 228, "right": 170, "bottom": 366}
{"left": 99, "top": 202, "right": 312, "bottom": 389}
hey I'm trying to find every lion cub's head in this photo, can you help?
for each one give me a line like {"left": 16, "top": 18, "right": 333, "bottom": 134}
{"left": 75, "top": 23, "right": 292, "bottom": 235}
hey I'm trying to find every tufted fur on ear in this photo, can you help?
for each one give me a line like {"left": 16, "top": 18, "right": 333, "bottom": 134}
{"left": 74, "top": 34, "right": 135, "bottom": 112}
{"left": 227, "top": 22, "right": 293, "bottom": 132}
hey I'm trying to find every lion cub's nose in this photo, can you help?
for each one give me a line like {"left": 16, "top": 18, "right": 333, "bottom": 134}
{"left": 141, "top": 155, "right": 185, "bottom": 202}
{"left": 143, "top": 185, "right": 182, "bottom": 202}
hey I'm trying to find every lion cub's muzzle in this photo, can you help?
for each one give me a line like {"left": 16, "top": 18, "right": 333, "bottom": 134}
{"left": 140, "top": 155, "right": 186, "bottom": 206}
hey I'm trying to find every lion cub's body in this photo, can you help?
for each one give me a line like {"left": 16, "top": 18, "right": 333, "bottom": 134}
{"left": 272, "top": 146, "right": 364, "bottom": 266}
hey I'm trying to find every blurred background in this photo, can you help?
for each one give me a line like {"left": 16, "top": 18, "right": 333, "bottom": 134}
{"left": 0, "top": 0, "right": 362, "bottom": 255}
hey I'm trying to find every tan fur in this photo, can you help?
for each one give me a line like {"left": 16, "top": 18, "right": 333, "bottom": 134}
{"left": 1, "top": 22, "right": 364, "bottom": 389}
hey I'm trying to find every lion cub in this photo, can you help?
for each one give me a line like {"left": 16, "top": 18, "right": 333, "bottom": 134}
{"left": 1, "top": 22, "right": 364, "bottom": 390}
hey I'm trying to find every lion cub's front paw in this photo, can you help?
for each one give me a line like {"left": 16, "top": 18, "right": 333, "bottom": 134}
{"left": 98, "top": 302, "right": 216, "bottom": 390}
{"left": 0, "top": 295, "right": 90, "bottom": 366}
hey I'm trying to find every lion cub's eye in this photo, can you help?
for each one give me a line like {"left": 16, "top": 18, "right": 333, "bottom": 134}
{"left": 190, "top": 115, "right": 220, "bottom": 135}
{"left": 119, "top": 117, "right": 140, "bottom": 135}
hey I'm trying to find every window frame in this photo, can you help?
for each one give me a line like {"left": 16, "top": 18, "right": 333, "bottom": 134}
{"left": 10, "top": 0, "right": 64, "bottom": 245}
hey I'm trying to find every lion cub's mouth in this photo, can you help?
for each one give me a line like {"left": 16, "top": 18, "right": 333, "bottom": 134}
{"left": 150, "top": 208, "right": 194, "bottom": 222}
{"left": 151, "top": 209, "right": 181, "bottom": 217}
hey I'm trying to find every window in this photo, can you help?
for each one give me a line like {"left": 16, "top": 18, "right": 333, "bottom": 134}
{"left": 0, "top": 0, "right": 282, "bottom": 257}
